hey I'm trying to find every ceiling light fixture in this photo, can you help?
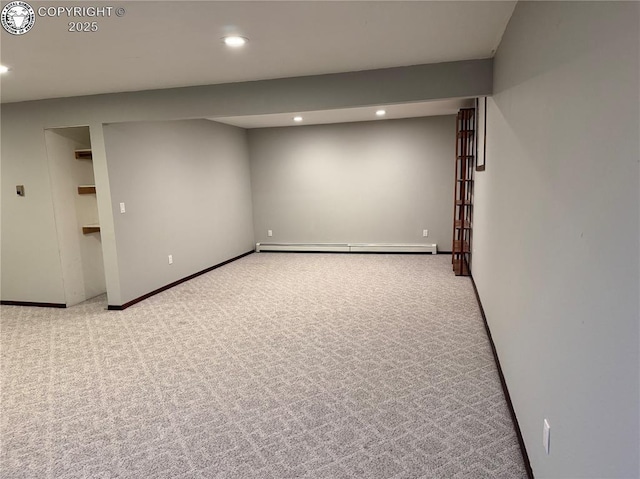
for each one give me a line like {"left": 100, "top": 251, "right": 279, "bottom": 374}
{"left": 223, "top": 36, "right": 248, "bottom": 47}
{"left": 376, "top": 109, "right": 386, "bottom": 117}
{"left": 0, "top": 65, "right": 9, "bottom": 74}
{"left": 293, "top": 116, "right": 303, "bottom": 123}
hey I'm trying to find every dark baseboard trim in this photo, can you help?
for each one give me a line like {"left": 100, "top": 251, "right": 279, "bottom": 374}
{"left": 470, "top": 275, "right": 534, "bottom": 479}
{"left": 0, "top": 300, "right": 66, "bottom": 308}
{"left": 108, "top": 250, "right": 254, "bottom": 311}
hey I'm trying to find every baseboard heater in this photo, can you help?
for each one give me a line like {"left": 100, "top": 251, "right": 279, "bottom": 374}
{"left": 255, "top": 243, "right": 437, "bottom": 254}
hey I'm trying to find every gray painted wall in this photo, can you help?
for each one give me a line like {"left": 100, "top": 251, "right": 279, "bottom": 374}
{"left": 473, "top": 2, "right": 639, "bottom": 477}
{"left": 249, "top": 117, "right": 455, "bottom": 248}
{"left": 1, "top": 112, "right": 67, "bottom": 303}
{"left": 102, "top": 119, "right": 254, "bottom": 305}
{"left": 1, "top": 60, "right": 490, "bottom": 304}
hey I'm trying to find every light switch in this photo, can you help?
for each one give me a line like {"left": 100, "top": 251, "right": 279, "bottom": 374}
{"left": 119, "top": 202, "right": 126, "bottom": 213}
{"left": 267, "top": 230, "right": 273, "bottom": 237}
{"left": 16, "top": 185, "right": 25, "bottom": 196}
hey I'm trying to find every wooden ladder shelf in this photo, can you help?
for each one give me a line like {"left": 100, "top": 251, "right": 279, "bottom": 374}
{"left": 452, "top": 108, "right": 475, "bottom": 276}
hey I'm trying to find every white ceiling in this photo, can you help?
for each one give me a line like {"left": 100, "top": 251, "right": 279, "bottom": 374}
{"left": 0, "top": 0, "right": 516, "bottom": 128}
{"left": 1, "top": 1, "right": 516, "bottom": 104}
{"left": 212, "top": 97, "right": 475, "bottom": 128}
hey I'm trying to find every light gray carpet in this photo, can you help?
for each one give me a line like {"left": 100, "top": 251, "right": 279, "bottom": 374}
{"left": 1, "top": 253, "right": 527, "bottom": 478}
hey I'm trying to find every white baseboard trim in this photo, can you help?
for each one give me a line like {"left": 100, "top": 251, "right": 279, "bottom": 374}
{"left": 255, "top": 243, "right": 437, "bottom": 254}
{"left": 257, "top": 243, "right": 350, "bottom": 252}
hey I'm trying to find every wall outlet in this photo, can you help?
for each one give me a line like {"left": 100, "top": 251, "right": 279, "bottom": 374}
{"left": 267, "top": 230, "right": 273, "bottom": 237}
{"left": 168, "top": 254, "right": 173, "bottom": 265}
{"left": 423, "top": 229, "right": 429, "bottom": 237}
{"left": 120, "top": 202, "right": 126, "bottom": 213}
{"left": 543, "top": 419, "right": 550, "bottom": 454}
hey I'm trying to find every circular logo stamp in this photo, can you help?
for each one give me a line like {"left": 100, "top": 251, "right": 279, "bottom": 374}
{"left": 1, "top": 1, "right": 36, "bottom": 35}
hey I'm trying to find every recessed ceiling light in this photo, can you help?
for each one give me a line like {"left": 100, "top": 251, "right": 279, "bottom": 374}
{"left": 293, "top": 116, "right": 303, "bottom": 123}
{"left": 0, "top": 65, "right": 9, "bottom": 74}
{"left": 376, "top": 109, "right": 386, "bottom": 117}
{"left": 223, "top": 36, "right": 248, "bottom": 47}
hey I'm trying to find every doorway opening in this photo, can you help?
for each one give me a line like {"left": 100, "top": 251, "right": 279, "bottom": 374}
{"left": 45, "top": 126, "right": 107, "bottom": 307}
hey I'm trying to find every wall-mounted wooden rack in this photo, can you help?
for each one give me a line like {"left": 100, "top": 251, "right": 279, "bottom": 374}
{"left": 74, "top": 149, "right": 92, "bottom": 160}
{"left": 82, "top": 225, "right": 100, "bottom": 234}
{"left": 77, "top": 185, "right": 96, "bottom": 195}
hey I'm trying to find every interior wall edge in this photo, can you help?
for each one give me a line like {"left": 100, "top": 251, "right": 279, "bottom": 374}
{"left": 107, "top": 250, "right": 254, "bottom": 311}
{"left": 470, "top": 275, "right": 534, "bottom": 479}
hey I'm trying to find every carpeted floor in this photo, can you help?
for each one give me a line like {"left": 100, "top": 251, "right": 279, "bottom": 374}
{"left": 1, "top": 253, "right": 527, "bottom": 478}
